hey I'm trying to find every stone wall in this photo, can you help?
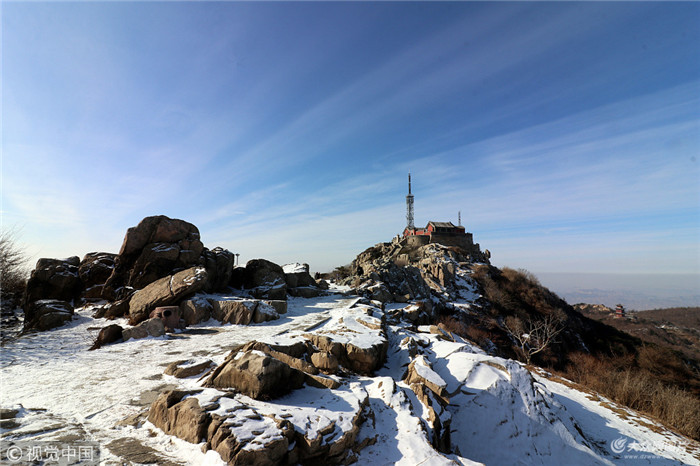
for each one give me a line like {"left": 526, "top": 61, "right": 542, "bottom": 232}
{"left": 428, "top": 233, "right": 474, "bottom": 251}
{"left": 406, "top": 235, "right": 430, "bottom": 248}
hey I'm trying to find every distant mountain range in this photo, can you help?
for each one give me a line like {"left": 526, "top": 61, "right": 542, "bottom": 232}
{"left": 536, "top": 272, "right": 700, "bottom": 311}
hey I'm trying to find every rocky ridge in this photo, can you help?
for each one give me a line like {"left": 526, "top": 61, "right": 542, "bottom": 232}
{"left": 19, "top": 215, "right": 325, "bottom": 335}
{"left": 338, "top": 239, "right": 487, "bottom": 313}
{"left": 5, "top": 217, "right": 699, "bottom": 465}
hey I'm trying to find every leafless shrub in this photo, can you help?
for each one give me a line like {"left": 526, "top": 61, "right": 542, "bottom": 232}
{"left": 503, "top": 314, "right": 565, "bottom": 365}
{"left": 0, "top": 229, "right": 29, "bottom": 295}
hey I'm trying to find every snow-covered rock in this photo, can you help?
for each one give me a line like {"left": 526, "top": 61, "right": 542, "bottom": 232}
{"left": 128, "top": 266, "right": 208, "bottom": 324}
{"left": 2, "top": 290, "right": 698, "bottom": 465}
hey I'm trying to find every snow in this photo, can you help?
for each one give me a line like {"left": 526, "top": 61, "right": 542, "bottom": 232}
{"left": 307, "top": 303, "right": 386, "bottom": 349}
{"left": 282, "top": 263, "right": 308, "bottom": 274}
{"left": 151, "top": 244, "right": 179, "bottom": 253}
{"left": 411, "top": 355, "right": 447, "bottom": 390}
{"left": 2, "top": 291, "right": 698, "bottom": 465}
{"left": 535, "top": 371, "right": 700, "bottom": 465}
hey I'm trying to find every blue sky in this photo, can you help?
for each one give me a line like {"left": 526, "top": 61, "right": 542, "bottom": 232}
{"left": 2, "top": 1, "right": 699, "bottom": 279}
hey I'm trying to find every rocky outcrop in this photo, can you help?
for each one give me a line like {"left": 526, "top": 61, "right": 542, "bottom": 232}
{"left": 304, "top": 303, "right": 388, "bottom": 375}
{"left": 398, "top": 301, "right": 435, "bottom": 325}
{"left": 205, "top": 350, "right": 306, "bottom": 399}
{"left": 342, "top": 240, "right": 486, "bottom": 310}
{"left": 128, "top": 267, "right": 207, "bottom": 325}
{"left": 144, "top": 299, "right": 396, "bottom": 464}
{"left": 78, "top": 252, "right": 117, "bottom": 301}
{"left": 92, "top": 298, "right": 130, "bottom": 320}
{"left": 164, "top": 359, "right": 214, "bottom": 378}
{"left": 148, "top": 383, "right": 368, "bottom": 465}
{"left": 284, "top": 263, "right": 323, "bottom": 298}
{"left": 210, "top": 300, "right": 255, "bottom": 325}
{"left": 203, "top": 339, "right": 344, "bottom": 399}
{"left": 244, "top": 259, "right": 287, "bottom": 300}
{"left": 22, "top": 299, "right": 74, "bottom": 332}
{"left": 200, "top": 247, "right": 235, "bottom": 293}
{"left": 23, "top": 257, "right": 82, "bottom": 315}
{"left": 147, "top": 390, "right": 209, "bottom": 444}
{"left": 240, "top": 341, "right": 319, "bottom": 376}
{"left": 179, "top": 297, "right": 213, "bottom": 326}
{"left": 104, "top": 216, "right": 204, "bottom": 295}
{"left": 404, "top": 355, "right": 448, "bottom": 403}
{"left": 122, "top": 317, "right": 165, "bottom": 341}
{"left": 89, "top": 324, "right": 124, "bottom": 350}
{"left": 252, "top": 301, "right": 280, "bottom": 323}
{"left": 311, "top": 351, "right": 339, "bottom": 374}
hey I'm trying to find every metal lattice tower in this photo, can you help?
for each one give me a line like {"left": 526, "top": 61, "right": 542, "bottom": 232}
{"left": 406, "top": 172, "right": 415, "bottom": 230}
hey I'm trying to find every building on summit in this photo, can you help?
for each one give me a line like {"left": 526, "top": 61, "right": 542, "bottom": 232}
{"left": 401, "top": 174, "right": 484, "bottom": 255}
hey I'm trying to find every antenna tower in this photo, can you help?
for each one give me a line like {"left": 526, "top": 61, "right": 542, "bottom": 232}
{"left": 406, "top": 172, "right": 415, "bottom": 230}
{"left": 458, "top": 211, "right": 461, "bottom": 226}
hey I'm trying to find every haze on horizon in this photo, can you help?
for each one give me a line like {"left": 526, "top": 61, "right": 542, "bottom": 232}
{"left": 2, "top": 2, "right": 699, "bottom": 306}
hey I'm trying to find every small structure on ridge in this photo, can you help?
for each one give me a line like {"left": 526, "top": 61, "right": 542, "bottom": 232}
{"left": 614, "top": 304, "right": 626, "bottom": 318}
{"left": 401, "top": 174, "right": 483, "bottom": 255}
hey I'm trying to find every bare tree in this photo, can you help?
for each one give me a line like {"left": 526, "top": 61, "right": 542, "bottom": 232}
{"left": 0, "top": 229, "right": 29, "bottom": 295}
{"left": 503, "top": 314, "right": 565, "bottom": 365}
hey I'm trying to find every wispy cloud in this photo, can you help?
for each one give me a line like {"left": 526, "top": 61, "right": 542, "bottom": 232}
{"left": 3, "top": 2, "right": 698, "bottom": 276}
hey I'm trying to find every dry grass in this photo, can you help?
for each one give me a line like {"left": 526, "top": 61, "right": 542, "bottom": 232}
{"left": 467, "top": 265, "right": 700, "bottom": 441}
{"left": 563, "top": 351, "right": 700, "bottom": 440}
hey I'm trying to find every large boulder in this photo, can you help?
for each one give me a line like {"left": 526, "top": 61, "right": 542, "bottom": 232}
{"left": 404, "top": 355, "right": 448, "bottom": 402}
{"left": 210, "top": 300, "right": 255, "bottom": 325}
{"left": 22, "top": 299, "right": 74, "bottom": 332}
{"left": 147, "top": 390, "right": 296, "bottom": 465}
{"left": 244, "top": 259, "right": 285, "bottom": 288}
{"left": 78, "top": 252, "right": 117, "bottom": 290}
{"left": 128, "top": 267, "right": 207, "bottom": 325}
{"left": 250, "top": 283, "right": 287, "bottom": 301}
{"left": 179, "top": 297, "right": 213, "bottom": 326}
{"left": 205, "top": 350, "right": 306, "bottom": 399}
{"left": 283, "top": 263, "right": 316, "bottom": 288}
{"left": 164, "top": 359, "right": 214, "bottom": 379}
{"left": 89, "top": 324, "right": 124, "bottom": 350}
{"left": 122, "top": 317, "right": 166, "bottom": 341}
{"left": 149, "top": 384, "right": 367, "bottom": 465}
{"left": 200, "top": 247, "right": 235, "bottom": 292}
{"left": 147, "top": 390, "right": 210, "bottom": 444}
{"left": 284, "top": 263, "right": 322, "bottom": 298}
{"left": 244, "top": 259, "right": 287, "bottom": 300}
{"left": 311, "top": 352, "right": 339, "bottom": 374}
{"left": 303, "top": 304, "right": 388, "bottom": 375}
{"left": 252, "top": 301, "right": 280, "bottom": 324}
{"left": 23, "top": 257, "right": 82, "bottom": 312}
{"left": 104, "top": 216, "right": 204, "bottom": 294}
